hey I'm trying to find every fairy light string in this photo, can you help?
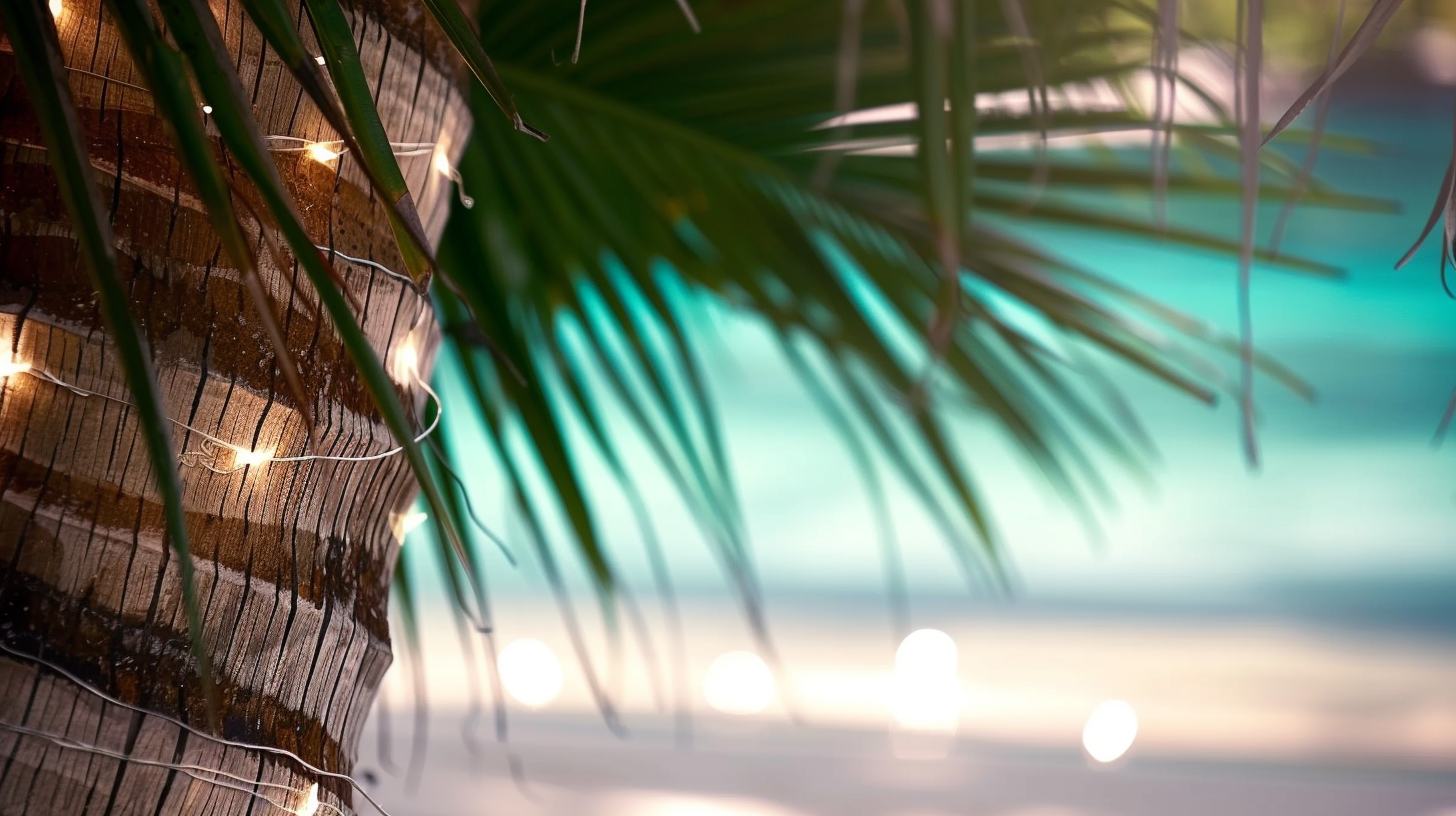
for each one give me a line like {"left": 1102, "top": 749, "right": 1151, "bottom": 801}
{"left": 56, "top": 64, "right": 475, "bottom": 209}
{"left": 0, "top": 278, "right": 473, "bottom": 812}
{"left": 0, "top": 345, "right": 437, "bottom": 474}
{"left": 262, "top": 135, "right": 473, "bottom": 208}
{"left": 0, "top": 332, "right": 427, "bottom": 807}
{"left": 0, "top": 721, "right": 336, "bottom": 816}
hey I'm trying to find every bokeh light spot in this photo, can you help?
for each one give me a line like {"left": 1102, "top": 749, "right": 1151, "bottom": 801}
{"left": 499, "top": 638, "right": 563, "bottom": 707}
{"left": 704, "top": 651, "right": 775, "bottom": 715}
{"left": 889, "top": 629, "right": 960, "bottom": 732}
{"left": 895, "top": 629, "right": 958, "bottom": 677}
{"left": 1082, "top": 700, "right": 1138, "bottom": 763}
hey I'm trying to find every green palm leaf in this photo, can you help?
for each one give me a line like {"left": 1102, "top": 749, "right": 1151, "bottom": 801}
{"left": 429, "top": 0, "right": 1366, "bottom": 624}
{"left": 300, "top": 0, "right": 436, "bottom": 281}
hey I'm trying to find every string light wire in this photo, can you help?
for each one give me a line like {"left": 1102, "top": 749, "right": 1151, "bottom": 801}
{"left": 0, "top": 721, "right": 343, "bottom": 816}
{"left": 261, "top": 136, "right": 472, "bottom": 207}
{"left": 61, "top": 65, "right": 148, "bottom": 92}
{"left": 432, "top": 150, "right": 474, "bottom": 209}
{"left": 315, "top": 246, "right": 415, "bottom": 287}
{"left": 5, "top": 356, "right": 439, "bottom": 474}
{"left": 0, "top": 301, "right": 445, "bottom": 811}
{"left": 0, "top": 641, "right": 396, "bottom": 816}
{"left": 56, "top": 61, "right": 474, "bottom": 209}
{"left": 263, "top": 135, "right": 437, "bottom": 160}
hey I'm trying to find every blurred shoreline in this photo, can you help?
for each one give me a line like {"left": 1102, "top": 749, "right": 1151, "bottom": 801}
{"left": 356, "top": 597, "right": 1456, "bottom": 816}
{"left": 367, "top": 590, "right": 1456, "bottom": 779}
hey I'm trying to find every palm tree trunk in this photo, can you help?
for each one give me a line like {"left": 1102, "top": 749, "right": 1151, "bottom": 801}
{"left": 0, "top": 1, "right": 468, "bottom": 813}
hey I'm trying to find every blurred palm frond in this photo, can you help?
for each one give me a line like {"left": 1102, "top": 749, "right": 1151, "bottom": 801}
{"left": 432, "top": 0, "right": 1370, "bottom": 649}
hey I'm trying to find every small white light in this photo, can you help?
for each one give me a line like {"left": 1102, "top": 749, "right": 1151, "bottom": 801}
{"left": 1083, "top": 699, "right": 1138, "bottom": 763}
{"left": 390, "top": 510, "right": 428, "bottom": 543}
{"left": 305, "top": 142, "right": 341, "bottom": 164}
{"left": 432, "top": 148, "right": 474, "bottom": 208}
{"left": 397, "top": 341, "right": 418, "bottom": 375}
{"left": 230, "top": 445, "right": 275, "bottom": 469}
{"left": 499, "top": 639, "right": 564, "bottom": 707}
{"left": 296, "top": 782, "right": 319, "bottom": 816}
{"left": 391, "top": 339, "right": 419, "bottom": 383}
{"left": 48, "top": 0, "right": 63, "bottom": 18}
{"left": 0, "top": 356, "right": 31, "bottom": 378}
{"left": 314, "top": 55, "right": 326, "bottom": 66}
{"left": 703, "top": 651, "right": 775, "bottom": 715}
{"left": 201, "top": 104, "right": 213, "bottom": 115}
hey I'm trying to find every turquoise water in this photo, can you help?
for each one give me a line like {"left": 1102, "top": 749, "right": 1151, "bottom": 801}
{"left": 430, "top": 82, "right": 1456, "bottom": 624}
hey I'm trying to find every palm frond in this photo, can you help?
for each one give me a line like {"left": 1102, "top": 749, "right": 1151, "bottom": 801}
{"left": 131, "top": 0, "right": 316, "bottom": 437}
{"left": 1262, "top": 0, "right": 1406, "bottom": 145}
{"left": 300, "top": 0, "right": 435, "bottom": 281}
{"left": 419, "top": 0, "right": 548, "bottom": 139}
{"left": 430, "top": 0, "right": 1363, "bottom": 646}
{"left": 1236, "top": 0, "right": 1264, "bottom": 465}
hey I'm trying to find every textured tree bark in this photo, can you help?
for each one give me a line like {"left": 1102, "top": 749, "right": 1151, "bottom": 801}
{"left": 0, "top": 1, "right": 469, "bottom": 813}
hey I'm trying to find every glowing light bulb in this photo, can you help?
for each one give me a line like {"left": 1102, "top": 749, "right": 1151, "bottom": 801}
{"left": 703, "top": 651, "right": 775, "bottom": 715}
{"left": 296, "top": 782, "right": 319, "bottom": 816}
{"left": 433, "top": 150, "right": 452, "bottom": 177}
{"left": 0, "top": 356, "right": 31, "bottom": 377}
{"left": 48, "top": 0, "right": 63, "bottom": 18}
{"left": 390, "top": 510, "right": 428, "bottom": 543}
{"left": 499, "top": 639, "right": 564, "bottom": 707}
{"left": 391, "top": 339, "right": 419, "bottom": 383}
{"left": 230, "top": 445, "right": 275, "bottom": 469}
{"left": 201, "top": 104, "right": 213, "bottom": 115}
{"left": 1083, "top": 700, "right": 1138, "bottom": 763}
{"left": 305, "top": 142, "right": 340, "bottom": 164}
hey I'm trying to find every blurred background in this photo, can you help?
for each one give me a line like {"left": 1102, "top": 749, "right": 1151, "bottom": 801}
{"left": 364, "top": 4, "right": 1456, "bottom": 815}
